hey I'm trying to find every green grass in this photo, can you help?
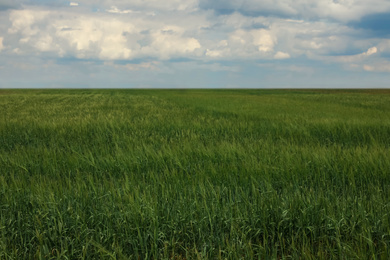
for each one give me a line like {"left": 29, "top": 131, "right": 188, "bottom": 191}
{"left": 0, "top": 89, "right": 390, "bottom": 259}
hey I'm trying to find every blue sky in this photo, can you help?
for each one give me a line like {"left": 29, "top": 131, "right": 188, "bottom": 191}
{"left": 0, "top": 0, "right": 390, "bottom": 88}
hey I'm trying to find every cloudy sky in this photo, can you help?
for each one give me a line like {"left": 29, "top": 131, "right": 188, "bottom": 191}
{"left": 0, "top": 0, "right": 390, "bottom": 88}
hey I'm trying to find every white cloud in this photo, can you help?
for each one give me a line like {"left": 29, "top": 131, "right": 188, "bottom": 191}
{"left": 12, "top": 0, "right": 389, "bottom": 22}
{"left": 205, "top": 48, "right": 227, "bottom": 58}
{"left": 78, "top": 0, "right": 199, "bottom": 12}
{"left": 107, "top": 6, "right": 137, "bottom": 14}
{"left": 106, "top": 6, "right": 156, "bottom": 16}
{"left": 5, "top": 8, "right": 202, "bottom": 60}
{"left": 324, "top": 46, "right": 378, "bottom": 63}
{"left": 4, "top": 4, "right": 375, "bottom": 63}
{"left": 269, "top": 18, "right": 355, "bottom": 58}
{"left": 363, "top": 64, "right": 390, "bottom": 72}
{"left": 8, "top": 9, "right": 50, "bottom": 35}
{"left": 204, "top": 28, "right": 276, "bottom": 59}
{"left": 53, "top": 17, "right": 138, "bottom": 59}
{"left": 251, "top": 29, "right": 276, "bottom": 52}
{"left": 1, "top": 1, "right": 389, "bottom": 69}
{"left": 0, "top": 37, "right": 3, "bottom": 52}
{"left": 34, "top": 35, "right": 55, "bottom": 52}
{"left": 362, "top": 60, "right": 390, "bottom": 72}
{"left": 200, "top": 0, "right": 390, "bottom": 22}
{"left": 365, "top": 47, "right": 377, "bottom": 56}
{"left": 363, "top": 65, "right": 375, "bottom": 71}
{"left": 305, "top": 46, "right": 382, "bottom": 73}
{"left": 274, "top": 51, "right": 290, "bottom": 59}
{"left": 139, "top": 26, "right": 201, "bottom": 60}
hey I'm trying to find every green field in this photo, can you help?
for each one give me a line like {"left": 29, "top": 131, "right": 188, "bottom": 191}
{"left": 1, "top": 89, "right": 389, "bottom": 259}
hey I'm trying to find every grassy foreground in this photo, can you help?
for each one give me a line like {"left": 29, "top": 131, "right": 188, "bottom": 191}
{"left": 0, "top": 89, "right": 389, "bottom": 259}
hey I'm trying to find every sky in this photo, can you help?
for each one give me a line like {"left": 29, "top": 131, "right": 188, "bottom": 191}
{"left": 0, "top": 0, "right": 390, "bottom": 88}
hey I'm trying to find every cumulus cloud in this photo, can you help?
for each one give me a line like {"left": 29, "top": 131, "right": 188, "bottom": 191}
{"left": 229, "top": 29, "right": 275, "bottom": 52}
{"left": 6, "top": 8, "right": 202, "bottom": 60}
{"left": 0, "top": 37, "right": 3, "bottom": 51}
{"left": 69, "top": 2, "right": 79, "bottom": 7}
{"left": 205, "top": 28, "right": 277, "bottom": 60}
{"left": 77, "top": 0, "right": 199, "bottom": 12}
{"left": 107, "top": 6, "right": 138, "bottom": 14}
{"left": 3, "top": 2, "right": 385, "bottom": 64}
{"left": 140, "top": 26, "right": 201, "bottom": 60}
{"left": 252, "top": 29, "right": 276, "bottom": 52}
{"left": 274, "top": 51, "right": 290, "bottom": 59}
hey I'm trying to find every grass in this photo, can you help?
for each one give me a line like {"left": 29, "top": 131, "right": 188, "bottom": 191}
{"left": 0, "top": 89, "right": 389, "bottom": 259}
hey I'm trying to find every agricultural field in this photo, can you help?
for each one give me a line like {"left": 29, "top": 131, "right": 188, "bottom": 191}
{"left": 0, "top": 89, "right": 389, "bottom": 259}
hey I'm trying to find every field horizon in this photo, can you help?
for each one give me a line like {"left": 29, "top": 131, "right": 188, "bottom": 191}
{"left": 1, "top": 89, "right": 389, "bottom": 259}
